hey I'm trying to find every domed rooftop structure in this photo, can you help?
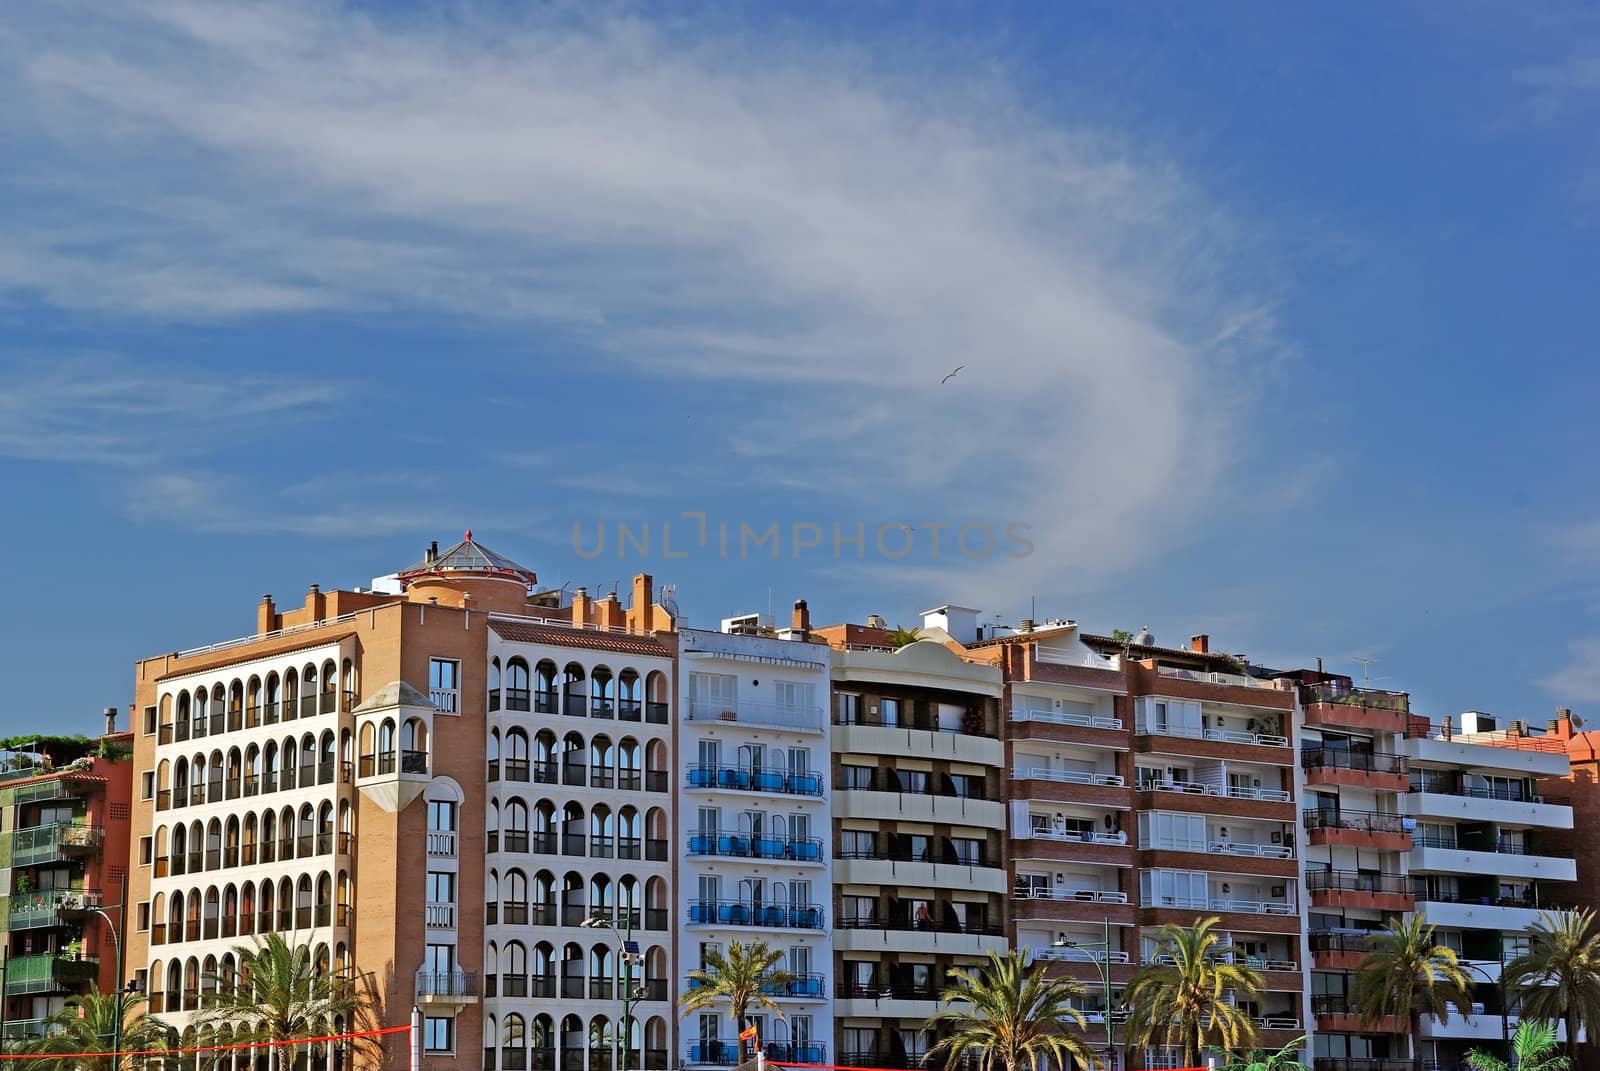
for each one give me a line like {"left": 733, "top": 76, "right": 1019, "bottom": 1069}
{"left": 395, "top": 531, "right": 537, "bottom": 614}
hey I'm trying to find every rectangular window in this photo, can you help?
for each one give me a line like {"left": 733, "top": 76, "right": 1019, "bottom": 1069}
{"left": 137, "top": 902, "right": 151, "bottom": 931}
{"left": 950, "top": 836, "right": 982, "bottom": 865}
{"left": 837, "top": 693, "right": 861, "bottom": 723}
{"left": 427, "top": 872, "right": 457, "bottom": 904}
{"left": 838, "top": 829, "right": 874, "bottom": 858}
{"left": 839, "top": 765, "right": 874, "bottom": 790}
{"left": 895, "top": 770, "right": 928, "bottom": 794}
{"left": 428, "top": 659, "right": 461, "bottom": 715}
{"left": 424, "top": 1016, "right": 454, "bottom": 1054}
{"left": 143, "top": 706, "right": 158, "bottom": 735}
{"left": 141, "top": 772, "right": 155, "bottom": 801}
{"left": 425, "top": 944, "right": 456, "bottom": 973}
{"left": 841, "top": 894, "right": 876, "bottom": 925}
{"left": 139, "top": 837, "right": 153, "bottom": 865}
{"left": 773, "top": 680, "right": 814, "bottom": 713}
{"left": 688, "top": 673, "right": 738, "bottom": 717}
{"left": 427, "top": 801, "right": 457, "bottom": 832}
{"left": 879, "top": 697, "right": 900, "bottom": 726}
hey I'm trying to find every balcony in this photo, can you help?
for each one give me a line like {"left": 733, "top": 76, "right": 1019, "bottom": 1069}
{"left": 1307, "top": 869, "right": 1413, "bottom": 912}
{"left": 835, "top": 912, "right": 1006, "bottom": 956}
{"left": 11, "top": 823, "right": 105, "bottom": 867}
{"left": 1134, "top": 778, "right": 1294, "bottom": 822}
{"left": 1009, "top": 707, "right": 1127, "bottom": 749}
{"left": 686, "top": 833, "right": 823, "bottom": 864}
{"left": 1302, "top": 809, "right": 1413, "bottom": 852}
{"left": 835, "top": 844, "right": 1007, "bottom": 894}
{"left": 833, "top": 706, "right": 1004, "bottom": 765}
{"left": 1406, "top": 779, "right": 1574, "bottom": 828}
{"left": 1136, "top": 721, "right": 1290, "bottom": 752}
{"left": 416, "top": 969, "right": 478, "bottom": 1006}
{"left": 0, "top": 1019, "right": 53, "bottom": 1042}
{"left": 1310, "top": 930, "right": 1375, "bottom": 970}
{"left": 8, "top": 889, "right": 102, "bottom": 931}
{"left": 686, "top": 900, "right": 825, "bottom": 930}
{"left": 1409, "top": 838, "right": 1576, "bottom": 883}
{"left": 685, "top": 765, "right": 824, "bottom": 798}
{"left": 3, "top": 953, "right": 98, "bottom": 995}
{"left": 1310, "top": 995, "right": 1405, "bottom": 1033}
{"left": 686, "top": 696, "right": 825, "bottom": 735}
{"left": 1301, "top": 683, "right": 1410, "bottom": 734}
{"left": 1302, "top": 746, "right": 1409, "bottom": 791}
{"left": 837, "top": 786, "right": 1004, "bottom": 827}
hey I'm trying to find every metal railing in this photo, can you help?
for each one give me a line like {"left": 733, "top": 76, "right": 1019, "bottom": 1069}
{"left": 686, "top": 765, "right": 825, "bottom": 797}
{"left": 685, "top": 900, "right": 825, "bottom": 929}
{"left": 686, "top": 697, "right": 825, "bottom": 733}
{"left": 1010, "top": 707, "right": 1123, "bottom": 730}
{"left": 1306, "top": 870, "right": 1410, "bottom": 894}
{"left": 1302, "top": 809, "right": 1410, "bottom": 834}
{"left": 1136, "top": 722, "right": 1289, "bottom": 747}
{"left": 687, "top": 834, "right": 824, "bottom": 862}
{"left": 1015, "top": 767, "right": 1125, "bottom": 788}
{"left": 1303, "top": 747, "right": 1407, "bottom": 774}
{"left": 415, "top": 969, "right": 478, "bottom": 998}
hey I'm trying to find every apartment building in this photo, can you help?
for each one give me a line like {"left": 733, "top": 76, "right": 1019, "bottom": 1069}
{"left": 1404, "top": 713, "right": 1576, "bottom": 1071}
{"left": 676, "top": 609, "right": 834, "bottom": 1069}
{"left": 0, "top": 713, "right": 134, "bottom": 1043}
{"left": 817, "top": 612, "right": 1009, "bottom": 1071}
{"left": 125, "top": 534, "right": 680, "bottom": 1071}
{"left": 959, "top": 618, "right": 1306, "bottom": 1069}
{"left": 1296, "top": 677, "right": 1416, "bottom": 1071}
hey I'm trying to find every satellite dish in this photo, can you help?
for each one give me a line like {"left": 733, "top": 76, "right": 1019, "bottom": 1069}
{"left": 660, "top": 584, "right": 679, "bottom": 619}
{"left": 1574, "top": 714, "right": 1586, "bottom": 730}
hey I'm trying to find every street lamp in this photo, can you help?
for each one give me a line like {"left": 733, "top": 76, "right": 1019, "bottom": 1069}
{"left": 90, "top": 890, "right": 143, "bottom": 1069}
{"left": 582, "top": 914, "right": 646, "bottom": 1071}
{"left": 1051, "top": 917, "right": 1116, "bottom": 1065}
{"left": 1459, "top": 953, "right": 1511, "bottom": 1061}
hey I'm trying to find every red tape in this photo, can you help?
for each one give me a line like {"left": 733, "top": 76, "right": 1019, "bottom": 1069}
{"left": 0, "top": 1023, "right": 410, "bottom": 1060}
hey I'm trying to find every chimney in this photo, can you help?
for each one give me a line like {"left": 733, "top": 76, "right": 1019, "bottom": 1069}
{"left": 572, "top": 586, "right": 590, "bottom": 628}
{"left": 1190, "top": 634, "right": 1210, "bottom": 653}
{"left": 306, "top": 583, "right": 326, "bottom": 623}
{"left": 632, "top": 574, "right": 654, "bottom": 632}
{"left": 1017, "top": 619, "right": 1034, "bottom": 633}
{"left": 597, "top": 592, "right": 622, "bottom": 630}
{"left": 103, "top": 706, "right": 117, "bottom": 735}
{"left": 866, "top": 614, "right": 886, "bottom": 630}
{"left": 1556, "top": 707, "right": 1576, "bottom": 740}
{"left": 426, "top": 540, "right": 439, "bottom": 564}
{"left": 257, "top": 594, "right": 276, "bottom": 635}
{"left": 792, "top": 599, "right": 811, "bottom": 640}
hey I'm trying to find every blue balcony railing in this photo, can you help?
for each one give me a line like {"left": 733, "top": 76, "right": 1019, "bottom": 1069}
{"left": 686, "top": 900, "right": 824, "bottom": 929}
{"left": 686, "top": 834, "right": 824, "bottom": 862}
{"left": 685, "top": 765, "right": 824, "bottom": 797}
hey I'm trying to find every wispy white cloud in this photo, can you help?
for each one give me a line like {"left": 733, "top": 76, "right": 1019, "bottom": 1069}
{"left": 0, "top": 1, "right": 1287, "bottom": 598}
{"left": 1542, "top": 636, "right": 1600, "bottom": 702}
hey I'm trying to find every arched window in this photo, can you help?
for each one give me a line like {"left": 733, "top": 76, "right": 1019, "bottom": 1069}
{"left": 590, "top": 736, "right": 615, "bottom": 790}
{"left": 508, "top": 658, "right": 532, "bottom": 712}
{"left": 590, "top": 666, "right": 615, "bottom": 717}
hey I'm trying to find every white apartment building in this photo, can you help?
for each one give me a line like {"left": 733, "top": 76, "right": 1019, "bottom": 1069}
{"left": 675, "top": 611, "right": 834, "bottom": 1069}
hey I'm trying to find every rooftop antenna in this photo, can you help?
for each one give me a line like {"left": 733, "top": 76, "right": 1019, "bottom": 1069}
{"left": 1031, "top": 596, "right": 1036, "bottom": 621}
{"left": 1352, "top": 656, "right": 1377, "bottom": 688}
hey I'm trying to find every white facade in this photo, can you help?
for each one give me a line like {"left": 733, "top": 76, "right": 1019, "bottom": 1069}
{"left": 482, "top": 625, "right": 675, "bottom": 1071}
{"left": 675, "top": 626, "right": 833, "bottom": 1069}
{"left": 141, "top": 641, "right": 358, "bottom": 1026}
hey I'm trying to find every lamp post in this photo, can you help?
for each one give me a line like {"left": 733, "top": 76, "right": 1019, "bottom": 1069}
{"left": 88, "top": 896, "right": 135, "bottom": 1071}
{"left": 1052, "top": 917, "right": 1116, "bottom": 1066}
{"left": 1459, "top": 954, "right": 1511, "bottom": 1061}
{"left": 582, "top": 913, "right": 645, "bottom": 1071}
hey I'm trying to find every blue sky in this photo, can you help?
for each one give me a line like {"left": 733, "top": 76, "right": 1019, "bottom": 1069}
{"left": 3, "top": 2, "right": 1599, "bottom": 733}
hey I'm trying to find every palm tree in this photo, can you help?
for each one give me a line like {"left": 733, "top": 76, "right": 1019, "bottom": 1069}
{"left": 1503, "top": 909, "right": 1600, "bottom": 1071}
{"left": 1352, "top": 915, "right": 1471, "bottom": 1071}
{"left": 1465, "top": 1020, "right": 1570, "bottom": 1071}
{"left": 1123, "top": 916, "right": 1263, "bottom": 1067}
{"left": 923, "top": 949, "right": 1096, "bottom": 1071}
{"left": 24, "top": 992, "right": 174, "bottom": 1071}
{"left": 192, "top": 933, "right": 376, "bottom": 1071}
{"left": 1217, "top": 1035, "right": 1310, "bottom": 1071}
{"left": 887, "top": 625, "right": 923, "bottom": 649}
{"left": 679, "top": 939, "right": 796, "bottom": 1060}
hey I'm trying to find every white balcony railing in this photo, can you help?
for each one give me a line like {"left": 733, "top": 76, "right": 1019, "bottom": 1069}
{"left": 1011, "top": 708, "right": 1124, "bottom": 731}
{"left": 430, "top": 688, "right": 459, "bottom": 715}
{"left": 425, "top": 903, "right": 456, "bottom": 928}
{"left": 1014, "top": 887, "right": 1130, "bottom": 905}
{"left": 1137, "top": 722, "right": 1290, "bottom": 748}
{"left": 1155, "top": 666, "right": 1287, "bottom": 692}
{"left": 687, "top": 697, "right": 825, "bottom": 734}
{"left": 427, "top": 830, "right": 457, "bottom": 857}
{"left": 1142, "top": 895, "right": 1296, "bottom": 916}
{"left": 1035, "top": 947, "right": 1132, "bottom": 964}
{"left": 1033, "top": 647, "right": 1120, "bottom": 671}
{"left": 1213, "top": 842, "right": 1295, "bottom": 859}
{"left": 1027, "top": 826, "right": 1129, "bottom": 846}
{"left": 1226, "top": 784, "right": 1293, "bottom": 803}
{"left": 1015, "top": 767, "right": 1125, "bottom": 787}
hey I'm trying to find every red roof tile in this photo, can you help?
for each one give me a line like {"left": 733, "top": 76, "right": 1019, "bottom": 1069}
{"left": 489, "top": 619, "right": 672, "bottom": 658}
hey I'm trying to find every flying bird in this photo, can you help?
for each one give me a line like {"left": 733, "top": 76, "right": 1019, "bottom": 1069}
{"left": 941, "top": 366, "right": 964, "bottom": 384}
